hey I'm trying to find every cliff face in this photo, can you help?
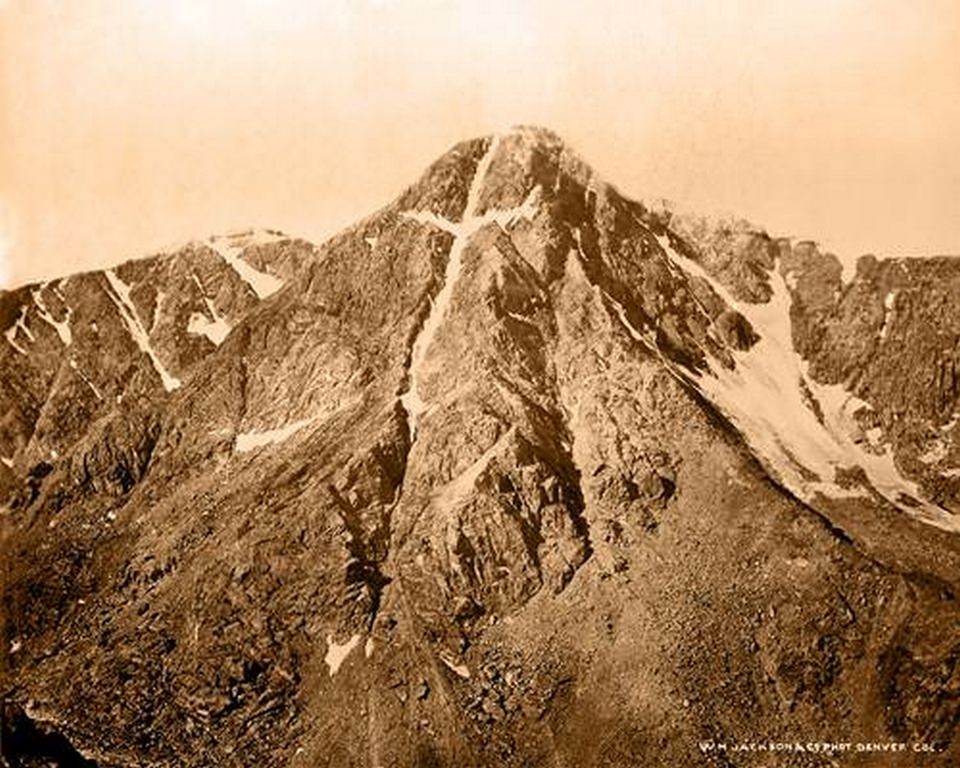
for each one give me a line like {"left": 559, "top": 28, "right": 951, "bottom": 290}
{"left": 2, "top": 127, "right": 958, "bottom": 767}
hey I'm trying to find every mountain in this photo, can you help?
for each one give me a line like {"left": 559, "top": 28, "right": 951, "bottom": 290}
{"left": 1, "top": 126, "right": 959, "bottom": 767}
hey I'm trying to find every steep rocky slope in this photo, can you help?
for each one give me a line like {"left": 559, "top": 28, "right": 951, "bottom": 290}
{"left": 1, "top": 127, "right": 958, "bottom": 767}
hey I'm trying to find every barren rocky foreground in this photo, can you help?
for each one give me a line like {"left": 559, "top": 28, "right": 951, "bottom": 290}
{"left": 1, "top": 127, "right": 959, "bottom": 766}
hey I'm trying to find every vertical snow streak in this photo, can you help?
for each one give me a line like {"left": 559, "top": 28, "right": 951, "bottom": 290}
{"left": 3, "top": 306, "right": 31, "bottom": 354}
{"left": 208, "top": 236, "right": 283, "bottom": 299}
{"left": 103, "top": 269, "right": 182, "bottom": 392}
{"left": 880, "top": 290, "right": 897, "bottom": 341}
{"left": 400, "top": 135, "right": 502, "bottom": 437}
{"left": 69, "top": 359, "right": 103, "bottom": 400}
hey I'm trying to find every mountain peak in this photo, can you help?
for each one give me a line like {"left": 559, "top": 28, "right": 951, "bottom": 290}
{"left": 503, "top": 123, "right": 568, "bottom": 149}
{"left": 393, "top": 125, "right": 594, "bottom": 228}
{"left": 2, "top": 128, "right": 960, "bottom": 766}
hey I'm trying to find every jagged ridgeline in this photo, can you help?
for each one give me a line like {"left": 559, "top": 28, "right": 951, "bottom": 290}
{"left": 2, "top": 127, "right": 959, "bottom": 767}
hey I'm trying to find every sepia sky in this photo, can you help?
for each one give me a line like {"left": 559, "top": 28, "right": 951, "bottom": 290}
{"left": 1, "top": 0, "right": 958, "bottom": 288}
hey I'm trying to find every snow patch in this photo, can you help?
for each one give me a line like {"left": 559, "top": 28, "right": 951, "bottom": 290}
{"left": 103, "top": 270, "right": 181, "bottom": 392}
{"left": 402, "top": 209, "right": 459, "bottom": 234}
{"left": 4, "top": 305, "right": 33, "bottom": 355}
{"left": 404, "top": 184, "right": 541, "bottom": 237}
{"left": 151, "top": 290, "right": 166, "bottom": 331}
{"left": 439, "top": 651, "right": 471, "bottom": 679}
{"left": 235, "top": 417, "right": 314, "bottom": 453}
{"left": 838, "top": 253, "right": 856, "bottom": 286}
{"left": 324, "top": 633, "right": 361, "bottom": 676}
{"left": 880, "top": 290, "right": 897, "bottom": 340}
{"left": 603, "top": 290, "right": 656, "bottom": 350}
{"left": 15, "top": 307, "right": 34, "bottom": 342}
{"left": 208, "top": 233, "right": 283, "bottom": 299}
{"left": 187, "top": 313, "right": 230, "bottom": 345}
{"left": 1, "top": 456, "right": 12, "bottom": 469}
{"left": 435, "top": 426, "right": 516, "bottom": 513}
{"left": 506, "top": 311, "right": 537, "bottom": 327}
{"left": 32, "top": 286, "right": 72, "bottom": 345}
{"left": 364, "top": 235, "right": 379, "bottom": 250}
{"left": 364, "top": 636, "right": 376, "bottom": 659}
{"left": 187, "top": 273, "right": 230, "bottom": 345}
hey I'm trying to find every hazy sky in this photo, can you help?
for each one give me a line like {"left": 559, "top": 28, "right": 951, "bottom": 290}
{"left": 1, "top": 0, "right": 958, "bottom": 288}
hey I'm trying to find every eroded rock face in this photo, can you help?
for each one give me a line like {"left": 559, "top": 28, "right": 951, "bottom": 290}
{"left": 2, "top": 126, "right": 959, "bottom": 767}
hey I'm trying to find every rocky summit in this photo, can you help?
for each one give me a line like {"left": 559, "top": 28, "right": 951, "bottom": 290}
{"left": 1, "top": 127, "right": 959, "bottom": 767}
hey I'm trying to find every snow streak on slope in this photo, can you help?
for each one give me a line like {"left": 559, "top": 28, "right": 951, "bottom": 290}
{"left": 403, "top": 184, "right": 540, "bottom": 236}
{"left": 151, "top": 290, "right": 166, "bottom": 331}
{"left": 324, "top": 633, "right": 361, "bottom": 677}
{"left": 234, "top": 417, "right": 315, "bottom": 453}
{"left": 187, "top": 273, "right": 230, "bottom": 346}
{"left": 439, "top": 650, "right": 471, "bottom": 679}
{"left": 69, "top": 359, "right": 103, "bottom": 400}
{"left": 880, "top": 290, "right": 897, "bottom": 341}
{"left": 208, "top": 232, "right": 283, "bottom": 299}
{"left": 32, "top": 285, "right": 72, "bottom": 345}
{"left": 103, "top": 270, "right": 182, "bottom": 392}
{"left": 3, "top": 306, "right": 32, "bottom": 355}
{"left": 399, "top": 135, "right": 502, "bottom": 437}
{"left": 434, "top": 426, "right": 517, "bottom": 513}
{"left": 652, "top": 231, "right": 959, "bottom": 533}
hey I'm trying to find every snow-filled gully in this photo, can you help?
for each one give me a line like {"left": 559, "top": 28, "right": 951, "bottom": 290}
{"left": 650, "top": 231, "right": 959, "bottom": 534}
{"left": 398, "top": 142, "right": 541, "bottom": 440}
{"left": 398, "top": 135, "right": 503, "bottom": 438}
{"left": 103, "top": 270, "right": 182, "bottom": 392}
{"left": 208, "top": 234, "right": 283, "bottom": 299}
